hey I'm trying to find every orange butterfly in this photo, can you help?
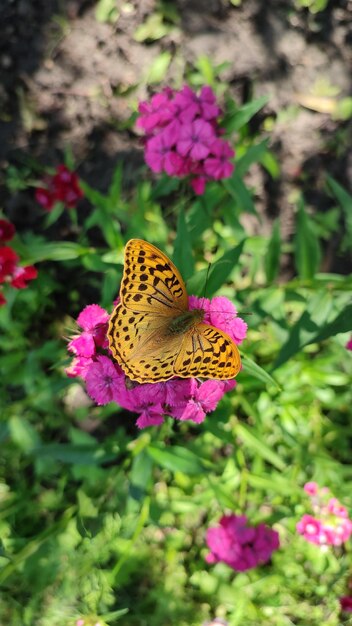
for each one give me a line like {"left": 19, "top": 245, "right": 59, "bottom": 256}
{"left": 107, "top": 239, "right": 241, "bottom": 383}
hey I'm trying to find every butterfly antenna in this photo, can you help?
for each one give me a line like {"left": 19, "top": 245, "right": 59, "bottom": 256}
{"left": 200, "top": 262, "right": 212, "bottom": 309}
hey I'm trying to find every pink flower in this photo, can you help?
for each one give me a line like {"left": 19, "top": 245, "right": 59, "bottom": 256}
{"left": 0, "top": 219, "right": 15, "bottom": 243}
{"left": 65, "top": 356, "right": 93, "bottom": 379}
{"left": 177, "top": 119, "right": 215, "bottom": 160}
{"left": 68, "top": 304, "right": 109, "bottom": 358}
{"left": 296, "top": 515, "right": 325, "bottom": 545}
{"left": 209, "top": 296, "right": 247, "bottom": 345}
{"left": 137, "top": 91, "right": 174, "bottom": 133}
{"left": 340, "top": 596, "right": 352, "bottom": 612}
{"left": 206, "top": 515, "right": 279, "bottom": 572}
{"left": 35, "top": 187, "right": 56, "bottom": 211}
{"left": 346, "top": 337, "right": 352, "bottom": 351}
{"left": 304, "top": 481, "right": 319, "bottom": 496}
{"left": 204, "top": 140, "right": 234, "bottom": 180}
{"left": 145, "top": 128, "right": 183, "bottom": 175}
{"left": 115, "top": 383, "right": 165, "bottom": 428}
{"left": 190, "top": 176, "right": 207, "bottom": 195}
{"left": 85, "top": 355, "right": 125, "bottom": 405}
{"left": 170, "top": 379, "right": 227, "bottom": 424}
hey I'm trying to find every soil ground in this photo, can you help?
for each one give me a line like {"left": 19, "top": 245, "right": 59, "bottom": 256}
{"left": 1, "top": 0, "right": 351, "bottom": 270}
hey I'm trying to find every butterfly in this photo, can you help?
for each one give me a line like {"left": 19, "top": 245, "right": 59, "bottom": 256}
{"left": 107, "top": 239, "right": 241, "bottom": 383}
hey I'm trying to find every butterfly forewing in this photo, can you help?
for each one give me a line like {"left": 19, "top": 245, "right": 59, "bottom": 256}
{"left": 121, "top": 239, "right": 188, "bottom": 314}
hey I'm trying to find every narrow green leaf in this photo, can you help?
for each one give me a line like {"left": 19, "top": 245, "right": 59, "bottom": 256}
{"left": 294, "top": 199, "right": 321, "bottom": 280}
{"left": 235, "top": 139, "right": 269, "bottom": 177}
{"left": 173, "top": 208, "right": 194, "bottom": 280}
{"left": 235, "top": 423, "right": 285, "bottom": 471}
{"left": 223, "top": 174, "right": 257, "bottom": 215}
{"left": 224, "top": 95, "right": 269, "bottom": 133}
{"left": 240, "top": 355, "right": 280, "bottom": 388}
{"left": 206, "top": 240, "right": 246, "bottom": 297}
{"left": 147, "top": 444, "right": 207, "bottom": 475}
{"left": 265, "top": 219, "right": 281, "bottom": 283}
{"left": 326, "top": 175, "right": 352, "bottom": 243}
{"left": 311, "top": 303, "right": 352, "bottom": 343}
{"left": 9, "top": 417, "right": 41, "bottom": 453}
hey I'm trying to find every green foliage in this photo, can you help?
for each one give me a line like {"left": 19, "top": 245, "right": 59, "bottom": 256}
{"left": 1, "top": 57, "right": 352, "bottom": 626}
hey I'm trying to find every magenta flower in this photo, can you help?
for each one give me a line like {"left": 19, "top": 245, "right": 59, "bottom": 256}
{"left": 85, "top": 355, "right": 125, "bottom": 405}
{"left": 204, "top": 140, "right": 234, "bottom": 180}
{"left": 209, "top": 296, "right": 247, "bottom": 345}
{"left": 346, "top": 336, "right": 352, "bottom": 351}
{"left": 177, "top": 119, "right": 215, "bottom": 160}
{"left": 68, "top": 304, "right": 109, "bottom": 358}
{"left": 206, "top": 515, "right": 279, "bottom": 572}
{"left": 0, "top": 244, "right": 37, "bottom": 305}
{"left": 136, "top": 85, "right": 235, "bottom": 194}
{"left": 340, "top": 596, "right": 352, "bottom": 612}
{"left": 66, "top": 293, "right": 246, "bottom": 429}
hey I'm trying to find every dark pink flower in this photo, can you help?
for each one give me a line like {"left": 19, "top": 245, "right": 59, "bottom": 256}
{"left": 35, "top": 165, "right": 83, "bottom": 210}
{"left": 204, "top": 140, "right": 234, "bottom": 180}
{"left": 85, "top": 355, "right": 125, "bottom": 405}
{"left": 177, "top": 119, "right": 215, "bottom": 160}
{"left": 206, "top": 515, "right": 279, "bottom": 572}
{"left": 35, "top": 187, "right": 56, "bottom": 211}
{"left": 115, "top": 383, "right": 165, "bottom": 428}
{"left": 137, "top": 91, "right": 174, "bottom": 133}
{"left": 340, "top": 596, "right": 352, "bottom": 612}
{"left": 0, "top": 219, "right": 15, "bottom": 243}
{"left": 11, "top": 265, "right": 37, "bottom": 289}
{"left": 145, "top": 128, "right": 182, "bottom": 175}
{"left": 346, "top": 337, "right": 352, "bottom": 351}
{"left": 0, "top": 246, "right": 18, "bottom": 282}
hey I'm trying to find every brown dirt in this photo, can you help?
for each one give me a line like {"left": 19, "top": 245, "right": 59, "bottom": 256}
{"left": 1, "top": 0, "right": 352, "bottom": 270}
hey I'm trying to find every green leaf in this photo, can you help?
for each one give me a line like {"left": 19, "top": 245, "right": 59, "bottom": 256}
{"left": 326, "top": 175, "right": 352, "bottom": 245}
{"left": 173, "top": 208, "right": 194, "bottom": 280}
{"left": 95, "top": 0, "right": 119, "bottom": 23}
{"left": 224, "top": 95, "right": 269, "bottom": 133}
{"left": 147, "top": 444, "right": 207, "bottom": 475}
{"left": 235, "top": 139, "right": 269, "bottom": 177}
{"left": 9, "top": 417, "right": 41, "bottom": 453}
{"left": 265, "top": 219, "right": 281, "bottom": 283}
{"left": 146, "top": 51, "right": 172, "bottom": 84}
{"left": 241, "top": 355, "right": 280, "bottom": 388}
{"left": 206, "top": 240, "right": 245, "bottom": 297}
{"left": 134, "top": 13, "right": 172, "bottom": 42}
{"left": 311, "top": 303, "right": 352, "bottom": 343}
{"left": 33, "top": 444, "right": 117, "bottom": 465}
{"left": 294, "top": 198, "right": 321, "bottom": 280}
{"left": 223, "top": 174, "right": 257, "bottom": 215}
{"left": 235, "top": 423, "right": 286, "bottom": 471}
{"left": 273, "top": 291, "right": 336, "bottom": 369}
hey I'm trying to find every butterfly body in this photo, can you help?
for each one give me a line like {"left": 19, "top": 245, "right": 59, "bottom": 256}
{"left": 107, "top": 239, "right": 241, "bottom": 383}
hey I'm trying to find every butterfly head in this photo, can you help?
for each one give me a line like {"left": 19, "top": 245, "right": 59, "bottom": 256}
{"left": 167, "top": 308, "right": 204, "bottom": 336}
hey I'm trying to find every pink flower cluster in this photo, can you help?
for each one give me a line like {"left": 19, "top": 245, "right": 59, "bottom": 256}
{"left": 296, "top": 482, "right": 352, "bottom": 547}
{"left": 35, "top": 164, "right": 83, "bottom": 211}
{"left": 66, "top": 296, "right": 247, "bottom": 429}
{"left": 205, "top": 514, "right": 280, "bottom": 572}
{"left": 0, "top": 219, "right": 37, "bottom": 306}
{"left": 137, "top": 85, "right": 235, "bottom": 195}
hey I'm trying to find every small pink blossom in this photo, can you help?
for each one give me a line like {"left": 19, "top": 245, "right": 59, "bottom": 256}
{"left": 346, "top": 336, "right": 352, "bottom": 351}
{"left": 68, "top": 304, "right": 109, "bottom": 357}
{"left": 304, "top": 481, "right": 319, "bottom": 496}
{"left": 209, "top": 296, "right": 247, "bottom": 345}
{"left": 177, "top": 119, "right": 215, "bottom": 160}
{"left": 65, "top": 356, "right": 93, "bottom": 379}
{"left": 85, "top": 356, "right": 125, "bottom": 405}
{"left": 11, "top": 265, "right": 38, "bottom": 289}
{"left": 190, "top": 176, "right": 207, "bottom": 195}
{"left": 206, "top": 515, "right": 279, "bottom": 572}
{"left": 204, "top": 140, "right": 234, "bottom": 180}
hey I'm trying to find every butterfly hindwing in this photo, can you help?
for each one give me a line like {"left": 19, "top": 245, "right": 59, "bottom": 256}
{"left": 175, "top": 324, "right": 241, "bottom": 380}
